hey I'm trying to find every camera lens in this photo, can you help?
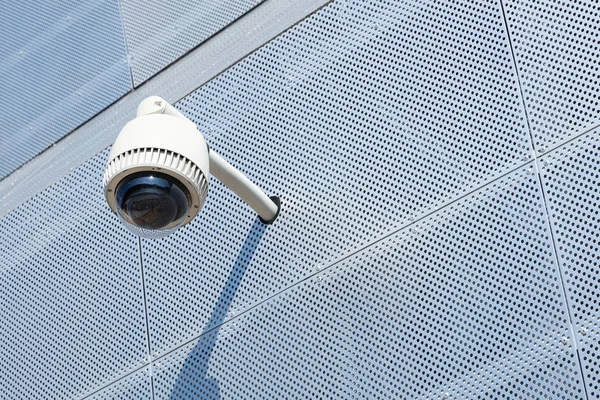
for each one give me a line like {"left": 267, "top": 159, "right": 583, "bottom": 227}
{"left": 115, "top": 172, "right": 191, "bottom": 232}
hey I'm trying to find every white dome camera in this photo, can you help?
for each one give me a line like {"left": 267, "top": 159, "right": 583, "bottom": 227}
{"left": 103, "top": 96, "right": 280, "bottom": 238}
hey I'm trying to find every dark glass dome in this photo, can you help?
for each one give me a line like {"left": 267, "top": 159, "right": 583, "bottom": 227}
{"left": 115, "top": 172, "right": 191, "bottom": 234}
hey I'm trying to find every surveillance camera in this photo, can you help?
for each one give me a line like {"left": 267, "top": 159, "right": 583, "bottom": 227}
{"left": 103, "top": 96, "right": 280, "bottom": 238}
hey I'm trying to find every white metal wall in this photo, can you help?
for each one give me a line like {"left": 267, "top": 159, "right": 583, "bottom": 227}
{"left": 0, "top": 0, "right": 598, "bottom": 398}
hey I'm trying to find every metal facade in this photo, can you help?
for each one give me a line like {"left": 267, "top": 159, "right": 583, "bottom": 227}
{"left": 539, "top": 129, "right": 600, "bottom": 399}
{"left": 153, "top": 167, "right": 586, "bottom": 398}
{"left": 86, "top": 368, "right": 152, "bottom": 400}
{"left": 0, "top": 150, "right": 147, "bottom": 398}
{"left": 119, "top": 0, "right": 264, "bottom": 86}
{"left": 0, "top": 0, "right": 329, "bottom": 218}
{"left": 0, "top": 0, "right": 598, "bottom": 398}
{"left": 0, "top": 0, "right": 269, "bottom": 181}
{"left": 502, "top": 0, "right": 599, "bottom": 149}
{"left": 142, "top": 0, "right": 534, "bottom": 357}
{"left": 0, "top": 1, "right": 131, "bottom": 179}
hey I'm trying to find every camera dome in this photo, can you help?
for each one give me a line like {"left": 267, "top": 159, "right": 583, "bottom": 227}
{"left": 115, "top": 172, "right": 192, "bottom": 238}
{"left": 103, "top": 97, "right": 279, "bottom": 239}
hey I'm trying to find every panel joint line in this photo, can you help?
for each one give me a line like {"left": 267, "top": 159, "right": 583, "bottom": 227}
{"left": 137, "top": 237, "right": 156, "bottom": 400}
{"left": 498, "top": 1, "right": 591, "bottom": 397}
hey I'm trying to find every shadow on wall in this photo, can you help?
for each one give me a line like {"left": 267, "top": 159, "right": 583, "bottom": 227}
{"left": 169, "top": 217, "right": 267, "bottom": 399}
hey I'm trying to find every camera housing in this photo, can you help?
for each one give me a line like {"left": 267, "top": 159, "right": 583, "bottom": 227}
{"left": 103, "top": 96, "right": 280, "bottom": 239}
{"left": 103, "top": 104, "right": 210, "bottom": 238}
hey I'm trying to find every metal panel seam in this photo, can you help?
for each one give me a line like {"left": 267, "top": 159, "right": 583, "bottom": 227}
{"left": 56, "top": 138, "right": 586, "bottom": 398}
{"left": 137, "top": 237, "right": 156, "bottom": 400}
{"left": 148, "top": 161, "right": 537, "bottom": 361}
{"left": 74, "top": 135, "right": 588, "bottom": 396}
{"left": 79, "top": 364, "right": 151, "bottom": 400}
{"left": 499, "top": 0, "right": 590, "bottom": 397}
{"left": 115, "top": 0, "right": 136, "bottom": 88}
{"left": 534, "top": 161, "right": 591, "bottom": 400}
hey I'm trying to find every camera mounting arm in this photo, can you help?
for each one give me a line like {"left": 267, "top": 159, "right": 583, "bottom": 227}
{"left": 136, "top": 96, "right": 280, "bottom": 224}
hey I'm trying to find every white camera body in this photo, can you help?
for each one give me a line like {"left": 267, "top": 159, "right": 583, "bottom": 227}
{"left": 104, "top": 113, "right": 210, "bottom": 226}
{"left": 102, "top": 96, "right": 280, "bottom": 238}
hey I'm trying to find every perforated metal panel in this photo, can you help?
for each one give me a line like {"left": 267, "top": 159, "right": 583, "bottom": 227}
{"left": 84, "top": 368, "right": 152, "bottom": 400}
{"left": 0, "top": 149, "right": 148, "bottom": 399}
{"left": 141, "top": 0, "right": 532, "bottom": 356}
{"left": 502, "top": 0, "right": 600, "bottom": 150}
{"left": 540, "top": 128, "right": 600, "bottom": 398}
{"left": 0, "top": 1, "right": 131, "bottom": 180}
{"left": 1, "top": 0, "right": 598, "bottom": 397}
{"left": 152, "top": 166, "right": 585, "bottom": 398}
{"left": 119, "top": 0, "right": 263, "bottom": 86}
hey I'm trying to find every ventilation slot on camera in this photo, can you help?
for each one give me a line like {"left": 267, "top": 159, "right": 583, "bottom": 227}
{"left": 103, "top": 147, "right": 209, "bottom": 209}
